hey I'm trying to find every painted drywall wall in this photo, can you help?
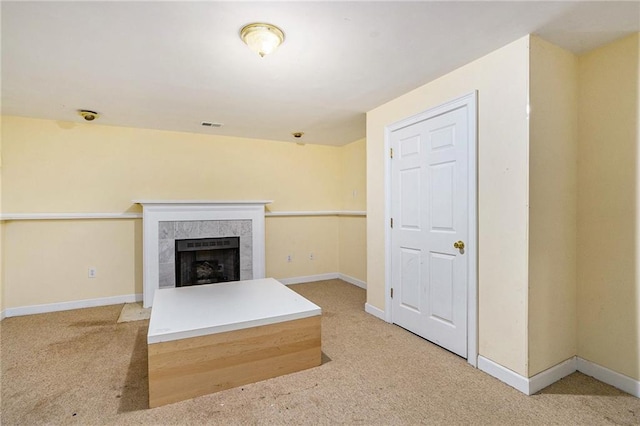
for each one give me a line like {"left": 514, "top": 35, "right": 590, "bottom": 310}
{"left": 266, "top": 216, "right": 339, "bottom": 279}
{"left": 367, "top": 36, "right": 530, "bottom": 376}
{"left": 527, "top": 36, "right": 578, "bottom": 376}
{"left": 338, "top": 138, "right": 367, "bottom": 283}
{"left": 4, "top": 219, "right": 141, "bottom": 307}
{"left": 0, "top": 122, "right": 4, "bottom": 315}
{"left": 340, "top": 138, "right": 366, "bottom": 212}
{"left": 1, "top": 117, "right": 341, "bottom": 213}
{"left": 577, "top": 33, "right": 640, "bottom": 381}
{"left": 1, "top": 116, "right": 367, "bottom": 310}
{"left": 339, "top": 216, "right": 366, "bottom": 283}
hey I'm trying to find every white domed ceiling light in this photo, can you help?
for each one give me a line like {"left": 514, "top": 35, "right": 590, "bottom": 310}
{"left": 239, "top": 23, "right": 285, "bottom": 57}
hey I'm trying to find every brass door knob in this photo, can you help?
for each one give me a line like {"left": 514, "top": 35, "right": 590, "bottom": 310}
{"left": 453, "top": 241, "right": 465, "bottom": 250}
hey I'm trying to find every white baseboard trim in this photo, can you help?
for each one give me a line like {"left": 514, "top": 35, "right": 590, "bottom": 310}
{"left": 478, "top": 355, "right": 640, "bottom": 398}
{"left": 3, "top": 274, "right": 365, "bottom": 318}
{"left": 279, "top": 273, "right": 367, "bottom": 289}
{"left": 577, "top": 357, "right": 640, "bottom": 398}
{"left": 279, "top": 273, "right": 339, "bottom": 285}
{"left": 529, "top": 357, "right": 578, "bottom": 394}
{"left": 4, "top": 293, "right": 143, "bottom": 318}
{"left": 478, "top": 356, "right": 576, "bottom": 395}
{"left": 338, "top": 273, "right": 366, "bottom": 289}
{"left": 364, "top": 303, "right": 386, "bottom": 321}
{"left": 477, "top": 356, "right": 531, "bottom": 394}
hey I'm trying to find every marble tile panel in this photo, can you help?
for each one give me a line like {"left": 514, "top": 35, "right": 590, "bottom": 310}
{"left": 175, "top": 221, "right": 201, "bottom": 239}
{"left": 240, "top": 268, "right": 254, "bottom": 281}
{"left": 239, "top": 220, "right": 252, "bottom": 237}
{"left": 159, "top": 262, "right": 176, "bottom": 288}
{"left": 200, "top": 221, "right": 221, "bottom": 237}
{"left": 219, "top": 220, "right": 241, "bottom": 237}
{"left": 240, "top": 240, "right": 253, "bottom": 270}
{"left": 158, "top": 221, "right": 175, "bottom": 240}
{"left": 240, "top": 257, "right": 253, "bottom": 272}
{"left": 158, "top": 239, "right": 175, "bottom": 264}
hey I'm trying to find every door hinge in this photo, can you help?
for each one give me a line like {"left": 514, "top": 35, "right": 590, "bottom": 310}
{"left": 390, "top": 217, "right": 393, "bottom": 228}
{"left": 390, "top": 148, "right": 394, "bottom": 159}
{"left": 391, "top": 288, "right": 394, "bottom": 298}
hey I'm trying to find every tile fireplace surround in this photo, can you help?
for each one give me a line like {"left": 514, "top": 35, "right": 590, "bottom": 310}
{"left": 135, "top": 200, "right": 272, "bottom": 307}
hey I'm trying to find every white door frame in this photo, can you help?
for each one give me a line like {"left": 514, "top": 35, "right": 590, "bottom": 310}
{"left": 384, "top": 91, "right": 478, "bottom": 368}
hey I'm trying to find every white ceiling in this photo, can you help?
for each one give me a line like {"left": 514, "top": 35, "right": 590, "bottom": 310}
{"left": 2, "top": 1, "right": 638, "bottom": 146}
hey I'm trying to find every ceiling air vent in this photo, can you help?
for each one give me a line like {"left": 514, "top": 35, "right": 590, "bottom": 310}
{"left": 201, "top": 121, "right": 223, "bottom": 128}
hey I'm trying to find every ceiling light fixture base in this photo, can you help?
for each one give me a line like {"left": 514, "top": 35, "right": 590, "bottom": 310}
{"left": 240, "top": 23, "right": 285, "bottom": 57}
{"left": 78, "top": 110, "right": 99, "bottom": 121}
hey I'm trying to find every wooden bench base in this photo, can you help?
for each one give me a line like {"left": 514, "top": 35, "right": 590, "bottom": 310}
{"left": 148, "top": 315, "right": 321, "bottom": 408}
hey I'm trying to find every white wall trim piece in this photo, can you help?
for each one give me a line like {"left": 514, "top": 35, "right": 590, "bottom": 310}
{"left": 335, "top": 211, "right": 367, "bottom": 216}
{"left": 279, "top": 273, "right": 339, "bottom": 285}
{"left": 3, "top": 293, "right": 143, "bottom": 318}
{"left": 466, "top": 355, "right": 640, "bottom": 398}
{"left": 0, "top": 212, "right": 143, "bottom": 221}
{"left": 266, "top": 211, "right": 366, "bottom": 217}
{"left": 478, "top": 356, "right": 531, "bottom": 394}
{"left": 529, "top": 357, "right": 578, "bottom": 394}
{"left": 482, "top": 356, "right": 640, "bottom": 398}
{"left": 364, "top": 303, "right": 386, "bottom": 321}
{"left": 1, "top": 210, "right": 367, "bottom": 221}
{"left": 478, "top": 356, "right": 579, "bottom": 396}
{"left": 3, "top": 274, "right": 364, "bottom": 318}
{"left": 577, "top": 357, "right": 640, "bottom": 398}
{"left": 338, "top": 273, "right": 366, "bottom": 289}
{"left": 383, "top": 113, "right": 393, "bottom": 324}
{"left": 279, "top": 273, "right": 367, "bottom": 289}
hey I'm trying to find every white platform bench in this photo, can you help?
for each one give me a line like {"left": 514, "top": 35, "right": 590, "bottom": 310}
{"left": 147, "top": 278, "right": 322, "bottom": 408}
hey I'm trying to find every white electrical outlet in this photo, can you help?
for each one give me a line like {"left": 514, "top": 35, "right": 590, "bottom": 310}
{"left": 287, "top": 255, "right": 292, "bottom": 263}
{"left": 309, "top": 253, "right": 314, "bottom": 261}
{"left": 88, "top": 267, "right": 97, "bottom": 278}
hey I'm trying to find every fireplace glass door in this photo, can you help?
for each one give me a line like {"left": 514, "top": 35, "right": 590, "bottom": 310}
{"left": 175, "top": 237, "right": 240, "bottom": 286}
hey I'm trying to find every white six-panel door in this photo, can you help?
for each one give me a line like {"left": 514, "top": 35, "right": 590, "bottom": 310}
{"left": 390, "top": 103, "right": 470, "bottom": 358}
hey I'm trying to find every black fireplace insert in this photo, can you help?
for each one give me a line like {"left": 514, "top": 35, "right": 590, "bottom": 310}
{"left": 175, "top": 237, "right": 240, "bottom": 286}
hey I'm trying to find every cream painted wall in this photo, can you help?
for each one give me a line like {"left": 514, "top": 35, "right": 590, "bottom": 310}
{"left": 1, "top": 117, "right": 367, "bottom": 310}
{"left": 266, "top": 216, "right": 339, "bottom": 279}
{"left": 4, "top": 220, "right": 141, "bottom": 307}
{"left": 339, "top": 217, "right": 366, "bottom": 282}
{"left": 367, "top": 36, "right": 531, "bottom": 375}
{"left": 577, "top": 33, "right": 640, "bottom": 381}
{"left": 527, "top": 36, "right": 578, "bottom": 376}
{"left": 338, "top": 138, "right": 367, "bottom": 282}
{"left": 1, "top": 117, "right": 341, "bottom": 213}
{"left": 0, "top": 122, "right": 4, "bottom": 314}
{"left": 340, "top": 138, "right": 367, "bottom": 211}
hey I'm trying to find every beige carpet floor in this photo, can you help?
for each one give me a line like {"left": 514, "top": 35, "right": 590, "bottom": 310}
{"left": 1, "top": 279, "right": 639, "bottom": 425}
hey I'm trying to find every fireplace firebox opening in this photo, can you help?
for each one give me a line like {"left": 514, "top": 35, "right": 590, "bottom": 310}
{"left": 175, "top": 237, "right": 240, "bottom": 286}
